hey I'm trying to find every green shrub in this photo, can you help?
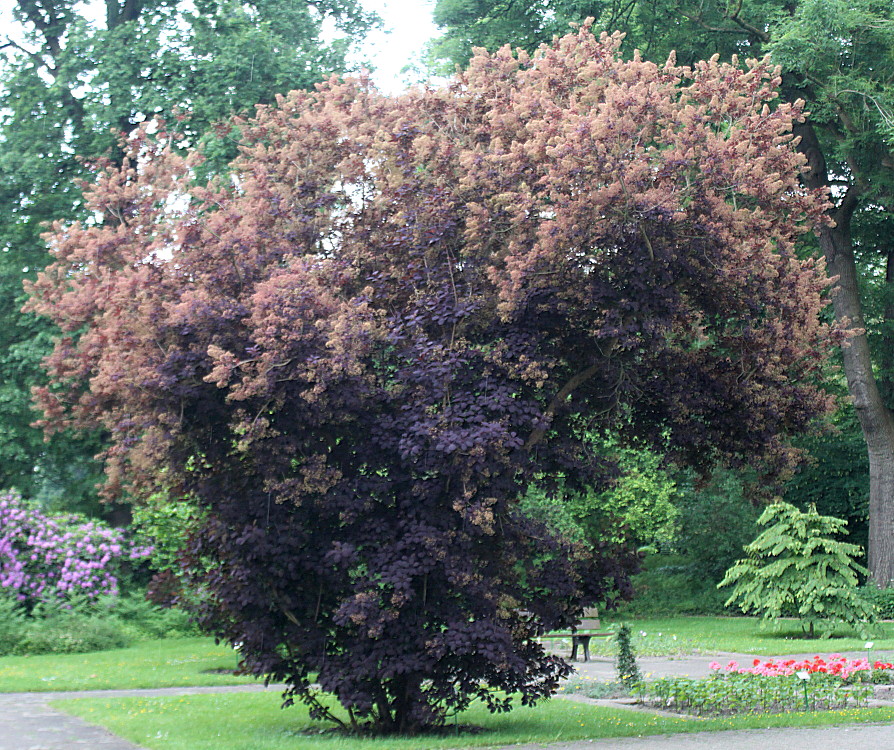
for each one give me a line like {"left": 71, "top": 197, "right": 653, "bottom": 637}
{"left": 104, "top": 593, "right": 198, "bottom": 639}
{"left": 860, "top": 587, "right": 894, "bottom": 619}
{"left": 784, "top": 407, "right": 869, "bottom": 552}
{"left": 1, "top": 591, "right": 198, "bottom": 656}
{"left": 131, "top": 493, "right": 210, "bottom": 608}
{"left": 131, "top": 493, "right": 205, "bottom": 574}
{"left": 0, "top": 593, "right": 26, "bottom": 655}
{"left": 611, "top": 554, "right": 729, "bottom": 616}
{"left": 518, "top": 439, "right": 679, "bottom": 553}
{"left": 18, "top": 608, "right": 137, "bottom": 654}
{"left": 719, "top": 501, "right": 876, "bottom": 637}
{"left": 611, "top": 467, "right": 760, "bottom": 618}
{"left": 674, "top": 468, "right": 760, "bottom": 581}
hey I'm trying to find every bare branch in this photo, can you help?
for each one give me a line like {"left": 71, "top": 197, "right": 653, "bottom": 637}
{"left": 724, "top": 2, "right": 770, "bottom": 43}
{"left": 0, "top": 37, "right": 44, "bottom": 68}
{"left": 525, "top": 363, "right": 601, "bottom": 451}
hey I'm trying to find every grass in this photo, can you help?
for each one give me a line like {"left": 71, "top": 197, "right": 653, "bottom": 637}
{"left": 575, "top": 616, "right": 894, "bottom": 657}
{"left": 0, "top": 637, "right": 256, "bottom": 692}
{"left": 3, "top": 617, "right": 891, "bottom": 694}
{"left": 54, "top": 691, "right": 894, "bottom": 750}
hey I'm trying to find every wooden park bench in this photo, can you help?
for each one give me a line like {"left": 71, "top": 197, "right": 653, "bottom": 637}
{"left": 540, "top": 609, "right": 614, "bottom": 662}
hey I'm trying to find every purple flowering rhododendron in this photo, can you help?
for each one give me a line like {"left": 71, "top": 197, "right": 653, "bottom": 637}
{"left": 0, "top": 491, "right": 152, "bottom": 606}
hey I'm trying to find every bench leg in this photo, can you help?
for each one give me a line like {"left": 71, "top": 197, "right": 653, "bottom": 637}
{"left": 571, "top": 635, "right": 591, "bottom": 661}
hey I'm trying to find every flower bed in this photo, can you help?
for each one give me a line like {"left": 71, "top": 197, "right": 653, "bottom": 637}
{"left": 635, "top": 655, "right": 894, "bottom": 716}
{"left": 710, "top": 655, "right": 894, "bottom": 680}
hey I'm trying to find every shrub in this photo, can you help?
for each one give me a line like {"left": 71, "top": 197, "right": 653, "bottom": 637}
{"left": 131, "top": 492, "right": 208, "bottom": 607}
{"left": 719, "top": 501, "right": 876, "bottom": 637}
{"left": 0, "top": 491, "right": 152, "bottom": 608}
{"left": 674, "top": 468, "right": 760, "bottom": 581}
{"left": 104, "top": 592, "right": 198, "bottom": 638}
{"left": 0, "top": 592, "right": 26, "bottom": 655}
{"left": 130, "top": 492, "right": 205, "bottom": 578}
{"left": 0, "top": 592, "right": 198, "bottom": 656}
{"left": 860, "top": 586, "right": 894, "bottom": 619}
{"left": 19, "top": 609, "right": 136, "bottom": 654}
{"left": 612, "top": 553, "right": 730, "bottom": 616}
{"left": 613, "top": 468, "right": 759, "bottom": 618}
{"left": 28, "top": 24, "right": 839, "bottom": 735}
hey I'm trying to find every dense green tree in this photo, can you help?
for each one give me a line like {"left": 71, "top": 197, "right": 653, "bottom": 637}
{"left": 0, "top": 0, "right": 379, "bottom": 511}
{"left": 784, "top": 407, "right": 869, "bottom": 550}
{"left": 429, "top": 0, "right": 894, "bottom": 585}
{"left": 719, "top": 501, "right": 875, "bottom": 638}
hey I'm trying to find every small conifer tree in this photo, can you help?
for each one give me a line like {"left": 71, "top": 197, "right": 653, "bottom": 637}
{"left": 719, "top": 501, "right": 876, "bottom": 637}
{"left": 616, "top": 624, "right": 641, "bottom": 685}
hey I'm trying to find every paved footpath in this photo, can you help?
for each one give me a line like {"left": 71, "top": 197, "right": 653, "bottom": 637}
{"left": 503, "top": 724, "right": 894, "bottom": 750}
{"left": 1, "top": 653, "right": 892, "bottom": 750}
{"left": 0, "top": 684, "right": 276, "bottom": 750}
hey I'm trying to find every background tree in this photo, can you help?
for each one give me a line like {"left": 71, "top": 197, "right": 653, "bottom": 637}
{"left": 427, "top": 0, "right": 894, "bottom": 586}
{"left": 519, "top": 440, "right": 679, "bottom": 553}
{"left": 0, "top": 0, "right": 378, "bottom": 512}
{"left": 784, "top": 406, "right": 869, "bottom": 549}
{"left": 29, "top": 29, "right": 839, "bottom": 734}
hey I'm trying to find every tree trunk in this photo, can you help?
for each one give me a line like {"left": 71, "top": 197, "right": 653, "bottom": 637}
{"left": 794, "top": 122, "right": 894, "bottom": 586}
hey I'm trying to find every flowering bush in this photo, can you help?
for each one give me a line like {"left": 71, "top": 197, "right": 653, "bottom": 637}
{"left": 0, "top": 491, "right": 151, "bottom": 607}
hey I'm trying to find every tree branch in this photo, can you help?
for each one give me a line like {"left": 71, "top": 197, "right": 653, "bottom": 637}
{"left": 0, "top": 37, "right": 44, "bottom": 68}
{"left": 679, "top": 11, "right": 750, "bottom": 36}
{"left": 834, "top": 184, "right": 862, "bottom": 230}
{"left": 724, "top": 2, "right": 771, "bottom": 43}
{"left": 525, "top": 363, "right": 601, "bottom": 451}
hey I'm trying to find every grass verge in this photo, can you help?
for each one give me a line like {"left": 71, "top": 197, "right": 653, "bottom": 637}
{"left": 579, "top": 616, "right": 894, "bottom": 657}
{"left": 0, "top": 638, "right": 255, "bottom": 692}
{"left": 54, "top": 691, "right": 894, "bottom": 750}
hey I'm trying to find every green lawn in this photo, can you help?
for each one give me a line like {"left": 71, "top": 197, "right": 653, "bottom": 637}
{"left": 3, "top": 618, "right": 892, "bottom": 694}
{"left": 586, "top": 616, "right": 894, "bottom": 657}
{"left": 0, "top": 638, "right": 256, "bottom": 692}
{"left": 54, "top": 691, "right": 894, "bottom": 750}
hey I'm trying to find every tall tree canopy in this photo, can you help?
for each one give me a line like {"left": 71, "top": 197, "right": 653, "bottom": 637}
{"left": 0, "top": 0, "right": 378, "bottom": 509}
{"left": 430, "top": 0, "right": 894, "bottom": 585}
{"left": 29, "top": 29, "right": 838, "bottom": 734}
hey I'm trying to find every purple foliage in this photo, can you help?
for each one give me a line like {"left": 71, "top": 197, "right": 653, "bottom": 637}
{"left": 27, "top": 30, "right": 840, "bottom": 736}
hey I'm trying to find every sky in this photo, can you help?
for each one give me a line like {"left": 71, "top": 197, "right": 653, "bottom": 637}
{"left": 357, "top": 0, "right": 440, "bottom": 92}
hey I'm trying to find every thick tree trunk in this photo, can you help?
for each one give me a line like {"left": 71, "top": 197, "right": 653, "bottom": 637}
{"left": 821, "top": 221, "right": 894, "bottom": 586}
{"left": 795, "top": 122, "right": 894, "bottom": 586}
